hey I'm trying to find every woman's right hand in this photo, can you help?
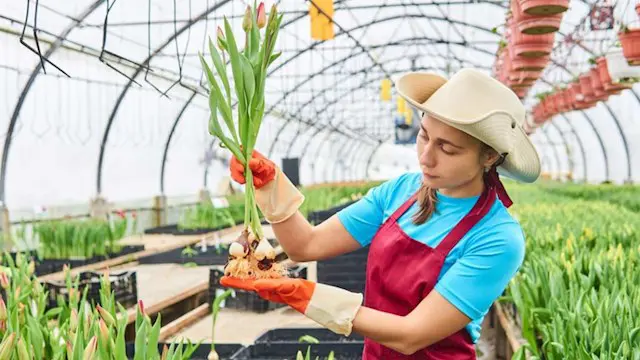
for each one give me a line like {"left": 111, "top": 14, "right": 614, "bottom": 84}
{"left": 229, "top": 149, "right": 276, "bottom": 189}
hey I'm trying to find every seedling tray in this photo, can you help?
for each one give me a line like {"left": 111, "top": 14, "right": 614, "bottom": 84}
{"left": 230, "top": 342, "right": 363, "bottom": 359}
{"left": 144, "top": 223, "right": 229, "bottom": 236}
{"left": 125, "top": 342, "right": 244, "bottom": 360}
{"left": 8, "top": 245, "right": 145, "bottom": 276}
{"left": 208, "top": 265, "right": 307, "bottom": 313}
{"left": 254, "top": 327, "right": 364, "bottom": 343}
{"left": 307, "top": 201, "right": 357, "bottom": 225}
{"left": 42, "top": 270, "right": 137, "bottom": 310}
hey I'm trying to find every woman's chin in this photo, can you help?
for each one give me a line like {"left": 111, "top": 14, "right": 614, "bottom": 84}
{"left": 422, "top": 174, "right": 441, "bottom": 187}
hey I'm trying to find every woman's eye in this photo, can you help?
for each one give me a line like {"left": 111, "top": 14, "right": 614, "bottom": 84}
{"left": 440, "top": 144, "right": 454, "bottom": 154}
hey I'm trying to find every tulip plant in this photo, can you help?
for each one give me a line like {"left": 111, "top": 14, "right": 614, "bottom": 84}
{"left": 198, "top": 1, "right": 282, "bottom": 243}
{"left": 502, "top": 183, "right": 640, "bottom": 359}
{"left": 0, "top": 253, "right": 198, "bottom": 359}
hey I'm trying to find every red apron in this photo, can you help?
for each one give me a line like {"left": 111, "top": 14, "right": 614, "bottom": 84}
{"left": 362, "top": 170, "right": 511, "bottom": 359}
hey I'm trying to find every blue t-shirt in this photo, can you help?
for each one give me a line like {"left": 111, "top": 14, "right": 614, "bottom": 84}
{"left": 336, "top": 172, "right": 525, "bottom": 343}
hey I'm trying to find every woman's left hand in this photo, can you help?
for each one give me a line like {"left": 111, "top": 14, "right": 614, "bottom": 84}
{"left": 220, "top": 276, "right": 363, "bottom": 336}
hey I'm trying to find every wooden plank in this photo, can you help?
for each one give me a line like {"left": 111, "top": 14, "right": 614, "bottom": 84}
{"left": 168, "top": 306, "right": 320, "bottom": 345}
{"left": 125, "top": 264, "right": 210, "bottom": 324}
{"left": 37, "top": 224, "right": 242, "bottom": 282}
{"left": 494, "top": 302, "right": 525, "bottom": 355}
{"left": 158, "top": 303, "right": 211, "bottom": 342}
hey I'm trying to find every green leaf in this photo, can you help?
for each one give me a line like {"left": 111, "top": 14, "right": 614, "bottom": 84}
{"left": 268, "top": 51, "right": 282, "bottom": 66}
{"left": 223, "top": 17, "right": 245, "bottom": 114}
{"left": 133, "top": 320, "right": 148, "bottom": 360}
{"left": 240, "top": 54, "right": 255, "bottom": 116}
{"left": 207, "top": 38, "right": 231, "bottom": 101}
{"left": 199, "top": 52, "right": 237, "bottom": 143}
{"left": 147, "top": 313, "right": 162, "bottom": 359}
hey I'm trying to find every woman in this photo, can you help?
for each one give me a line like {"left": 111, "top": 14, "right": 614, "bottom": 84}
{"left": 221, "top": 68, "right": 541, "bottom": 359}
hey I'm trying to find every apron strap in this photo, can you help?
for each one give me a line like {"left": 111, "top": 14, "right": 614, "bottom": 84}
{"left": 485, "top": 167, "right": 513, "bottom": 208}
{"left": 435, "top": 176, "right": 498, "bottom": 254}
{"left": 389, "top": 192, "right": 419, "bottom": 222}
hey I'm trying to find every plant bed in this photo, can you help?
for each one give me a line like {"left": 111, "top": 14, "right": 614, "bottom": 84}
{"left": 138, "top": 238, "right": 278, "bottom": 266}
{"left": 230, "top": 342, "right": 364, "bottom": 360}
{"left": 42, "top": 270, "right": 138, "bottom": 310}
{"left": 125, "top": 342, "right": 245, "bottom": 360}
{"left": 208, "top": 265, "right": 308, "bottom": 313}
{"left": 144, "top": 223, "right": 233, "bottom": 235}
{"left": 254, "top": 327, "right": 364, "bottom": 343}
{"left": 7, "top": 244, "right": 145, "bottom": 276}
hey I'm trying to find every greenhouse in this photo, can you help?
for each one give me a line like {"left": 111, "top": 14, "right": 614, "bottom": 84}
{"left": 0, "top": 0, "right": 639, "bottom": 358}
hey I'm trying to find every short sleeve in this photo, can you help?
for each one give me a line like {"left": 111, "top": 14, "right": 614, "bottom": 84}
{"left": 434, "top": 224, "right": 526, "bottom": 320}
{"left": 336, "top": 179, "right": 394, "bottom": 247}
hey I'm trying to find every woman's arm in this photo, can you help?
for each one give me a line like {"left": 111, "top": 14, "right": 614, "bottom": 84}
{"left": 271, "top": 213, "right": 361, "bottom": 263}
{"left": 351, "top": 290, "right": 472, "bottom": 355}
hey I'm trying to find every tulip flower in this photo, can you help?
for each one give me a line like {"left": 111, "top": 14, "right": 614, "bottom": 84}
{"left": 17, "top": 337, "right": 29, "bottom": 360}
{"left": 217, "top": 26, "right": 225, "bottom": 51}
{"left": 0, "top": 298, "right": 6, "bottom": 321}
{"left": 242, "top": 5, "right": 252, "bottom": 32}
{"left": 82, "top": 336, "right": 97, "bottom": 360}
{"left": 0, "top": 272, "right": 9, "bottom": 289}
{"left": 96, "top": 304, "right": 115, "bottom": 327}
{"left": 0, "top": 333, "right": 16, "bottom": 359}
{"left": 256, "top": 2, "right": 266, "bottom": 28}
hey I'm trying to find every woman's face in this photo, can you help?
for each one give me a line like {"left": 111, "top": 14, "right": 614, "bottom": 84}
{"left": 416, "top": 114, "right": 492, "bottom": 192}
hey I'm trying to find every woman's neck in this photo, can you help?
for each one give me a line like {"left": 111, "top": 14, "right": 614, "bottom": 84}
{"left": 437, "top": 172, "right": 485, "bottom": 198}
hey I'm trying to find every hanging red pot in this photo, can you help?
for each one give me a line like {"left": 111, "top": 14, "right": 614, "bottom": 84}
{"left": 562, "top": 87, "right": 575, "bottom": 111}
{"left": 514, "top": 87, "right": 529, "bottom": 99}
{"left": 578, "top": 73, "right": 597, "bottom": 104}
{"left": 510, "top": 53, "right": 550, "bottom": 71}
{"left": 509, "top": 69, "right": 542, "bottom": 82}
{"left": 553, "top": 89, "right": 569, "bottom": 113}
{"left": 512, "top": 0, "right": 563, "bottom": 35}
{"left": 509, "top": 14, "right": 555, "bottom": 57}
{"left": 637, "top": 3, "right": 640, "bottom": 18}
{"left": 519, "top": 0, "right": 569, "bottom": 16}
{"left": 596, "top": 56, "right": 632, "bottom": 94}
{"left": 572, "top": 78, "right": 596, "bottom": 110}
{"left": 589, "top": 68, "right": 609, "bottom": 102}
{"left": 618, "top": 28, "right": 640, "bottom": 65}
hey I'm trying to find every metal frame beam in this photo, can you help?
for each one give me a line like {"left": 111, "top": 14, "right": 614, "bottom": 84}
{"left": 160, "top": 91, "right": 197, "bottom": 194}
{"left": 555, "top": 115, "right": 588, "bottom": 182}
{"left": 96, "top": 1, "right": 231, "bottom": 195}
{"left": 0, "top": 0, "right": 106, "bottom": 204}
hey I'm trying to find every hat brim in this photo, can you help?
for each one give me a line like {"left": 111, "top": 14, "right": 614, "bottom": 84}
{"left": 396, "top": 72, "right": 541, "bottom": 183}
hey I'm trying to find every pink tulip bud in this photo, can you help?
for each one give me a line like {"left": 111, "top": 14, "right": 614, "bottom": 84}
{"left": 242, "top": 5, "right": 252, "bottom": 32}
{"left": 70, "top": 309, "right": 78, "bottom": 331}
{"left": 0, "top": 298, "right": 6, "bottom": 321}
{"left": 96, "top": 304, "right": 116, "bottom": 327}
{"left": 217, "top": 26, "right": 225, "bottom": 50}
{"left": 82, "top": 336, "right": 97, "bottom": 360}
{"left": 256, "top": 2, "right": 266, "bottom": 28}
{"left": 99, "top": 319, "right": 109, "bottom": 345}
{"left": 0, "top": 272, "right": 9, "bottom": 289}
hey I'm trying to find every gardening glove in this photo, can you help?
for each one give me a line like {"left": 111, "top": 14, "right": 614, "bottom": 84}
{"left": 230, "top": 150, "right": 304, "bottom": 224}
{"left": 220, "top": 276, "right": 363, "bottom": 336}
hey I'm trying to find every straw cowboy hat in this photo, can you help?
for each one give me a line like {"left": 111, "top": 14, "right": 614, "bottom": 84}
{"left": 396, "top": 68, "right": 541, "bottom": 183}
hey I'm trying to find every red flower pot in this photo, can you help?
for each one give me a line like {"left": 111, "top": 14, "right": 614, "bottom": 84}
{"left": 514, "top": 87, "right": 529, "bottom": 99}
{"left": 553, "top": 90, "right": 569, "bottom": 112}
{"left": 511, "top": 54, "right": 550, "bottom": 71}
{"left": 578, "top": 73, "right": 596, "bottom": 103}
{"left": 509, "top": 70, "right": 542, "bottom": 82}
{"left": 596, "top": 56, "right": 633, "bottom": 93}
{"left": 636, "top": 3, "right": 640, "bottom": 18}
{"left": 509, "top": 16, "right": 555, "bottom": 57}
{"left": 512, "top": 0, "right": 563, "bottom": 35}
{"left": 618, "top": 28, "right": 640, "bottom": 65}
{"left": 589, "top": 68, "right": 609, "bottom": 102}
{"left": 562, "top": 88, "right": 575, "bottom": 111}
{"left": 519, "top": 0, "right": 569, "bottom": 16}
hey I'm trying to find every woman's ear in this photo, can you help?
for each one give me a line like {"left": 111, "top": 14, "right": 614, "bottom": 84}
{"left": 482, "top": 147, "right": 501, "bottom": 169}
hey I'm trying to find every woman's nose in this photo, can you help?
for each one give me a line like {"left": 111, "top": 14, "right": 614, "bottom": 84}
{"left": 419, "top": 142, "right": 436, "bottom": 168}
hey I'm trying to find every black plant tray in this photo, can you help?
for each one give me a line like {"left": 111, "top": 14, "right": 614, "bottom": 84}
{"left": 208, "top": 265, "right": 308, "bottom": 313}
{"left": 254, "top": 328, "right": 364, "bottom": 343}
{"left": 7, "top": 245, "right": 145, "bottom": 276}
{"left": 125, "top": 342, "right": 244, "bottom": 359}
{"left": 138, "top": 238, "right": 279, "bottom": 266}
{"left": 230, "top": 342, "right": 363, "bottom": 359}
{"left": 318, "top": 273, "right": 366, "bottom": 283}
{"left": 307, "top": 201, "right": 357, "bottom": 225}
{"left": 42, "top": 270, "right": 137, "bottom": 310}
{"left": 138, "top": 244, "right": 231, "bottom": 266}
{"left": 144, "top": 223, "right": 231, "bottom": 235}
{"left": 144, "top": 220, "right": 269, "bottom": 236}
